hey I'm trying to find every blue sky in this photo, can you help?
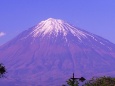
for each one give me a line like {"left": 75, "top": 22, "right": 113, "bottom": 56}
{"left": 0, "top": 0, "right": 115, "bottom": 45}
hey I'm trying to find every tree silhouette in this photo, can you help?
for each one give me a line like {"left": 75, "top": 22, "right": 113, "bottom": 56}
{"left": 0, "top": 63, "right": 7, "bottom": 78}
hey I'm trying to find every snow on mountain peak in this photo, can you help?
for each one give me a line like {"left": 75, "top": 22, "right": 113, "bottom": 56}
{"left": 45, "top": 18, "right": 64, "bottom": 23}
{"left": 30, "top": 18, "right": 87, "bottom": 39}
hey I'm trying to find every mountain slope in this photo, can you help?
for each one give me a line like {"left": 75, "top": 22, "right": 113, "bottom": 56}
{"left": 0, "top": 18, "right": 115, "bottom": 86}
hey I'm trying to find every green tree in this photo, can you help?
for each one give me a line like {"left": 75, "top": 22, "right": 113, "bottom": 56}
{"left": 66, "top": 78, "right": 79, "bottom": 86}
{"left": 83, "top": 76, "right": 115, "bottom": 86}
{"left": 63, "top": 73, "right": 85, "bottom": 86}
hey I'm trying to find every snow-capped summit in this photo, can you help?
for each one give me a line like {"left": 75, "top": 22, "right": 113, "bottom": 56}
{"left": 0, "top": 18, "right": 115, "bottom": 86}
{"left": 30, "top": 18, "right": 87, "bottom": 39}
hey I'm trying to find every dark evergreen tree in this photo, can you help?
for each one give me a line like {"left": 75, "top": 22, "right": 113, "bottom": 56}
{"left": 0, "top": 63, "right": 7, "bottom": 78}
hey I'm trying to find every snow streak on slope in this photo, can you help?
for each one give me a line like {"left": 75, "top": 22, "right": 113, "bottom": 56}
{"left": 30, "top": 18, "right": 87, "bottom": 39}
{"left": 18, "top": 18, "right": 115, "bottom": 51}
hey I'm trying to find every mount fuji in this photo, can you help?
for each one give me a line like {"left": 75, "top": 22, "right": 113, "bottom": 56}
{"left": 0, "top": 18, "right": 115, "bottom": 86}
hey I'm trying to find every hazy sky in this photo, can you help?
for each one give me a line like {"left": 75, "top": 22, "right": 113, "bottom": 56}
{"left": 0, "top": 0, "right": 115, "bottom": 45}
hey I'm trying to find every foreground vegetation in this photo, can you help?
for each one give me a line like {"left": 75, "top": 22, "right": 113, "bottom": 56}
{"left": 83, "top": 76, "right": 115, "bottom": 86}
{"left": 0, "top": 64, "right": 115, "bottom": 86}
{"left": 0, "top": 63, "right": 6, "bottom": 78}
{"left": 63, "top": 75, "right": 115, "bottom": 86}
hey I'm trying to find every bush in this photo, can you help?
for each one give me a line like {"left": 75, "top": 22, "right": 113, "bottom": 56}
{"left": 83, "top": 76, "right": 115, "bottom": 86}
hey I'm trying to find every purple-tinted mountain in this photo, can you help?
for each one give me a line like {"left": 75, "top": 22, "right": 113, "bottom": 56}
{"left": 0, "top": 18, "right": 115, "bottom": 86}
